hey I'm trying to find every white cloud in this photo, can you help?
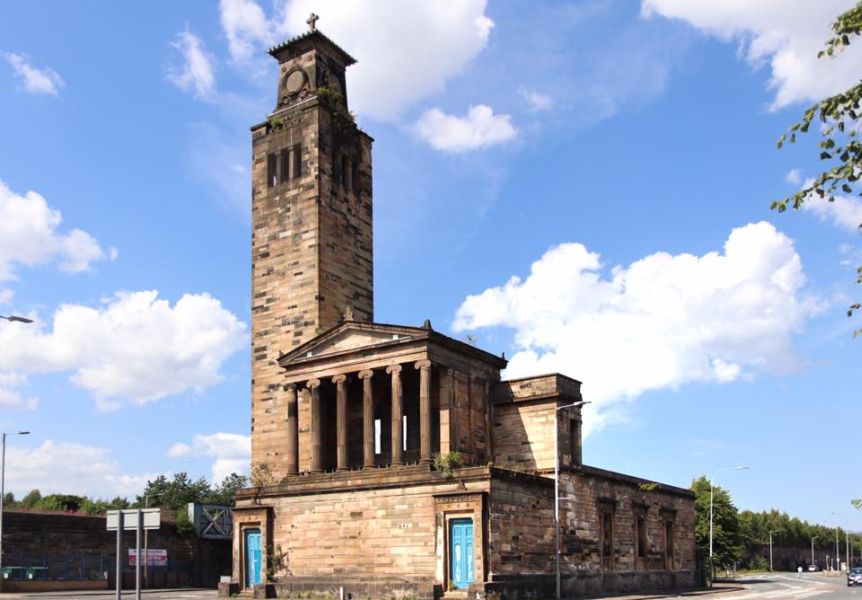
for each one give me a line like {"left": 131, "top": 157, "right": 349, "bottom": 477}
{"left": 168, "top": 432, "right": 250, "bottom": 482}
{"left": 519, "top": 87, "right": 553, "bottom": 112}
{"left": 785, "top": 169, "right": 802, "bottom": 185}
{"left": 0, "top": 290, "right": 247, "bottom": 411}
{"left": 219, "top": 0, "right": 494, "bottom": 120}
{"left": 4, "top": 440, "right": 153, "bottom": 499}
{"left": 641, "top": 0, "right": 862, "bottom": 110}
{"left": 220, "top": 0, "right": 274, "bottom": 63}
{"left": 803, "top": 194, "right": 862, "bottom": 233}
{"left": 4, "top": 52, "right": 64, "bottom": 96}
{"left": 454, "top": 222, "right": 821, "bottom": 433}
{"left": 0, "top": 180, "right": 115, "bottom": 300}
{"left": 0, "top": 372, "right": 37, "bottom": 411}
{"left": 167, "top": 30, "right": 217, "bottom": 100}
{"left": 414, "top": 105, "right": 517, "bottom": 153}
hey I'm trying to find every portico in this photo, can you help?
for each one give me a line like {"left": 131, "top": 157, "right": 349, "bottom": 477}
{"left": 274, "top": 320, "right": 504, "bottom": 475}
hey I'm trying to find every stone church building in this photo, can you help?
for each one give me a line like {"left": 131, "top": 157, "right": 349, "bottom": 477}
{"left": 228, "top": 24, "right": 696, "bottom": 600}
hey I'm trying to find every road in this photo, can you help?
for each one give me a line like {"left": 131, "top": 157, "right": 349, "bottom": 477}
{"left": 710, "top": 572, "right": 857, "bottom": 600}
{"left": 0, "top": 573, "right": 858, "bottom": 600}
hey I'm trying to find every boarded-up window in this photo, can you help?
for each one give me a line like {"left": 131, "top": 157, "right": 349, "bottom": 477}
{"left": 665, "top": 521, "right": 674, "bottom": 570}
{"left": 601, "top": 509, "right": 614, "bottom": 570}
{"left": 637, "top": 517, "right": 647, "bottom": 558}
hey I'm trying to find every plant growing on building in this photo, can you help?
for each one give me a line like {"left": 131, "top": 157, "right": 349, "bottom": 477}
{"left": 432, "top": 451, "right": 464, "bottom": 479}
{"left": 638, "top": 482, "right": 658, "bottom": 492}
{"left": 266, "top": 544, "right": 286, "bottom": 582}
{"left": 251, "top": 462, "right": 275, "bottom": 488}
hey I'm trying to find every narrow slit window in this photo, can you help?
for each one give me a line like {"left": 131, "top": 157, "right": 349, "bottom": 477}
{"left": 292, "top": 144, "right": 302, "bottom": 179}
{"left": 374, "top": 418, "right": 382, "bottom": 455}
{"left": 352, "top": 161, "right": 359, "bottom": 193}
{"left": 280, "top": 149, "right": 291, "bottom": 184}
{"left": 266, "top": 153, "right": 277, "bottom": 188}
{"left": 402, "top": 415, "right": 407, "bottom": 452}
{"left": 665, "top": 521, "right": 674, "bottom": 570}
{"left": 333, "top": 153, "right": 342, "bottom": 186}
{"left": 637, "top": 517, "right": 646, "bottom": 558}
{"left": 343, "top": 155, "right": 351, "bottom": 192}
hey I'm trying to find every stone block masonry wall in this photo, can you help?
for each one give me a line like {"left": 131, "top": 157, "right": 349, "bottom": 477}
{"left": 487, "top": 473, "right": 556, "bottom": 575}
{"left": 250, "top": 98, "right": 374, "bottom": 479}
{"left": 558, "top": 467, "right": 696, "bottom": 595}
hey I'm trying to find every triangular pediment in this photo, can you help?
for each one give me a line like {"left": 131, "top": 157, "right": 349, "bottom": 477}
{"left": 279, "top": 321, "right": 429, "bottom": 366}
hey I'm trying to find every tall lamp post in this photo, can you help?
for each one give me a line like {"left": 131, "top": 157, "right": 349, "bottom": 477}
{"left": 811, "top": 536, "right": 818, "bottom": 569}
{"left": 768, "top": 530, "right": 778, "bottom": 572}
{"left": 0, "top": 430, "right": 31, "bottom": 592}
{"left": 0, "top": 315, "right": 33, "bottom": 324}
{"left": 832, "top": 511, "right": 848, "bottom": 572}
{"left": 709, "top": 466, "right": 749, "bottom": 576}
{"left": 554, "top": 399, "right": 590, "bottom": 600}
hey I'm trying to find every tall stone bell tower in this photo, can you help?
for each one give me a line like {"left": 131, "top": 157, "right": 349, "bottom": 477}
{"left": 250, "top": 17, "right": 374, "bottom": 477}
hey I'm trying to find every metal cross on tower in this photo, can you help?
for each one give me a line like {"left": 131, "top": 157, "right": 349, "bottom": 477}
{"left": 306, "top": 13, "right": 319, "bottom": 31}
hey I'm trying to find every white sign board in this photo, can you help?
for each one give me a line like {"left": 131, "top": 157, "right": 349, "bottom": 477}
{"left": 106, "top": 508, "right": 161, "bottom": 531}
{"left": 128, "top": 549, "right": 168, "bottom": 567}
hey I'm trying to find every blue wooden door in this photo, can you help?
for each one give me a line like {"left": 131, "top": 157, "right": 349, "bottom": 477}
{"left": 244, "top": 529, "right": 262, "bottom": 588}
{"left": 450, "top": 518, "right": 474, "bottom": 590}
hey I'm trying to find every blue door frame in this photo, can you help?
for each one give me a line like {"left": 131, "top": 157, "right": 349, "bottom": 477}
{"left": 244, "top": 528, "right": 262, "bottom": 588}
{"left": 449, "top": 518, "right": 474, "bottom": 590}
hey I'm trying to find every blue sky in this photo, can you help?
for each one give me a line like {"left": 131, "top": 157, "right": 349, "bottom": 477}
{"left": 1, "top": 1, "right": 860, "bottom": 532}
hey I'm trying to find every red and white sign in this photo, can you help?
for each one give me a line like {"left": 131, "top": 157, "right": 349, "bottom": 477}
{"left": 128, "top": 549, "right": 168, "bottom": 567}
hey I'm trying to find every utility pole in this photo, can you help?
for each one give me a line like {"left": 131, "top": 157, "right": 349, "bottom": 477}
{"left": 811, "top": 536, "right": 818, "bottom": 569}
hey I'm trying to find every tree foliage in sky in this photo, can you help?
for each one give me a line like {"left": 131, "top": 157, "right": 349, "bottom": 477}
{"left": 775, "top": 1, "right": 862, "bottom": 336}
{"left": 691, "top": 475, "right": 743, "bottom": 568}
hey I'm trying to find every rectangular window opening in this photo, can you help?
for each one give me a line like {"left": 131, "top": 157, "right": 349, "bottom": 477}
{"left": 343, "top": 155, "right": 351, "bottom": 192}
{"left": 601, "top": 510, "right": 614, "bottom": 570}
{"left": 292, "top": 144, "right": 302, "bottom": 179}
{"left": 280, "top": 149, "right": 291, "bottom": 184}
{"left": 637, "top": 517, "right": 646, "bottom": 558}
{"left": 402, "top": 414, "right": 407, "bottom": 452}
{"left": 374, "top": 418, "right": 382, "bottom": 455}
{"left": 665, "top": 521, "right": 674, "bottom": 570}
{"left": 266, "top": 153, "right": 277, "bottom": 188}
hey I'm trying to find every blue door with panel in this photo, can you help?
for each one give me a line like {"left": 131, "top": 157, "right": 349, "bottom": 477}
{"left": 449, "top": 518, "right": 474, "bottom": 590}
{"left": 244, "top": 528, "right": 262, "bottom": 588}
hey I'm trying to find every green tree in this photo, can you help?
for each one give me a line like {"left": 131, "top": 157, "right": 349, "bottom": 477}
{"left": 135, "top": 472, "right": 212, "bottom": 516}
{"left": 205, "top": 473, "right": 248, "bottom": 506}
{"left": 775, "top": 1, "right": 862, "bottom": 335}
{"left": 20, "top": 489, "right": 42, "bottom": 508}
{"left": 691, "top": 476, "right": 743, "bottom": 568}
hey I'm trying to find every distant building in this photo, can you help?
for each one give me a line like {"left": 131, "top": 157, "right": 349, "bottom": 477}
{"left": 229, "top": 24, "right": 696, "bottom": 600}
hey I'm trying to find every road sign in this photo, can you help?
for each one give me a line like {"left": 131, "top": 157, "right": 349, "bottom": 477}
{"left": 107, "top": 508, "right": 160, "bottom": 531}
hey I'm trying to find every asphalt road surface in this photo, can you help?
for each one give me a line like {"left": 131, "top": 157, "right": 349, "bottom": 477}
{"left": 1, "top": 573, "right": 859, "bottom": 600}
{"left": 712, "top": 572, "right": 860, "bottom": 600}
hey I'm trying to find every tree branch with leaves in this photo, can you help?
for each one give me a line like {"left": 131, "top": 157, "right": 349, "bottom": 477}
{"left": 774, "top": 1, "right": 862, "bottom": 336}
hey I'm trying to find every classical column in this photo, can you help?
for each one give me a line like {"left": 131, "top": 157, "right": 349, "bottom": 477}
{"left": 333, "top": 374, "right": 348, "bottom": 471}
{"left": 415, "top": 360, "right": 432, "bottom": 464}
{"left": 387, "top": 364, "right": 403, "bottom": 466}
{"left": 284, "top": 384, "right": 298, "bottom": 475}
{"left": 359, "top": 370, "right": 375, "bottom": 468}
{"left": 308, "top": 378, "right": 322, "bottom": 473}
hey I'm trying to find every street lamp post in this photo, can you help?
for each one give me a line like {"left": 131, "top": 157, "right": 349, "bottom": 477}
{"left": 0, "top": 315, "right": 33, "bottom": 324}
{"left": 832, "top": 511, "right": 848, "bottom": 572}
{"left": 554, "top": 399, "right": 590, "bottom": 600}
{"left": 708, "top": 466, "right": 749, "bottom": 575}
{"left": 768, "top": 530, "right": 778, "bottom": 572}
{"left": 811, "top": 536, "right": 818, "bottom": 569}
{"left": 0, "top": 430, "right": 31, "bottom": 592}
